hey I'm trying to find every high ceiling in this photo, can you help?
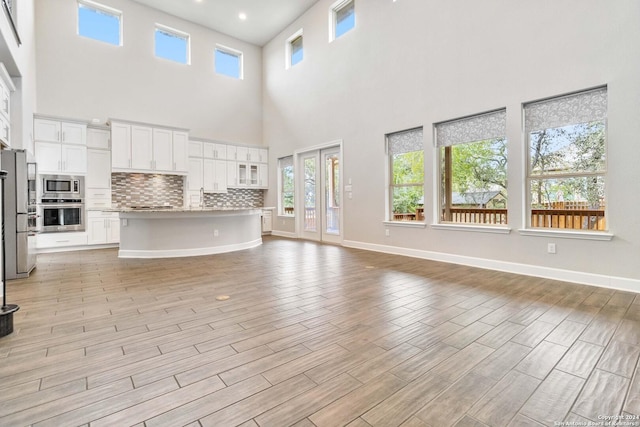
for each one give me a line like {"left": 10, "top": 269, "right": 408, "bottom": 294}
{"left": 130, "top": 0, "right": 320, "bottom": 46}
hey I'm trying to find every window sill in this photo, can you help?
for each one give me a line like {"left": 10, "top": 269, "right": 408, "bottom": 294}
{"left": 518, "top": 228, "right": 614, "bottom": 241}
{"left": 431, "top": 223, "right": 512, "bottom": 234}
{"left": 383, "top": 221, "right": 427, "bottom": 229}
{"left": 277, "top": 215, "right": 295, "bottom": 219}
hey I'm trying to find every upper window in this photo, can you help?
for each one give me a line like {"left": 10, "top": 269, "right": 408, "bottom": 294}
{"left": 524, "top": 87, "right": 607, "bottom": 231}
{"left": 279, "top": 156, "right": 295, "bottom": 216}
{"left": 286, "top": 30, "right": 304, "bottom": 69}
{"left": 155, "top": 24, "right": 190, "bottom": 64}
{"left": 330, "top": 0, "right": 355, "bottom": 41}
{"left": 436, "top": 109, "right": 508, "bottom": 226}
{"left": 387, "top": 128, "right": 424, "bottom": 222}
{"left": 78, "top": 0, "right": 122, "bottom": 46}
{"left": 215, "top": 45, "right": 243, "bottom": 79}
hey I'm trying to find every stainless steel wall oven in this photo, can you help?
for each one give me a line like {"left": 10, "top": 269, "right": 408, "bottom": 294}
{"left": 39, "top": 175, "right": 85, "bottom": 232}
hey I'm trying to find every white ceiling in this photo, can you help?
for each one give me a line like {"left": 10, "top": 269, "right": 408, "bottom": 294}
{"left": 130, "top": 0, "right": 320, "bottom": 46}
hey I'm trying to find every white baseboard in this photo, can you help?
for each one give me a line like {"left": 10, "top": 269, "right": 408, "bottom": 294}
{"left": 342, "top": 239, "right": 640, "bottom": 294}
{"left": 271, "top": 230, "right": 298, "bottom": 239}
{"left": 118, "top": 239, "right": 262, "bottom": 259}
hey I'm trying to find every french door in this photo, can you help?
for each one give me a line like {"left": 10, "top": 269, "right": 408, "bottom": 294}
{"left": 299, "top": 146, "right": 342, "bottom": 244}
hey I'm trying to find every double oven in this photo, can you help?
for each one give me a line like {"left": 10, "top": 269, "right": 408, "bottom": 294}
{"left": 39, "top": 175, "right": 85, "bottom": 232}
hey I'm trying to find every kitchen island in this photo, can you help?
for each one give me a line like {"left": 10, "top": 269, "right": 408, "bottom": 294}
{"left": 116, "top": 207, "right": 263, "bottom": 258}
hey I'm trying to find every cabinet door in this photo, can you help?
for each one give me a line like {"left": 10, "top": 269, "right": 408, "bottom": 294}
{"left": 61, "top": 122, "right": 87, "bottom": 145}
{"left": 203, "top": 158, "right": 215, "bottom": 192}
{"left": 236, "top": 147, "right": 249, "bottom": 162}
{"left": 248, "top": 148, "right": 260, "bottom": 162}
{"left": 226, "top": 145, "right": 237, "bottom": 161}
{"left": 238, "top": 163, "right": 248, "bottom": 186}
{"left": 152, "top": 128, "right": 173, "bottom": 171}
{"left": 107, "top": 218, "right": 120, "bottom": 243}
{"left": 87, "top": 149, "right": 111, "bottom": 189}
{"left": 227, "top": 160, "right": 237, "bottom": 187}
{"left": 258, "top": 163, "right": 269, "bottom": 188}
{"left": 214, "top": 159, "right": 227, "bottom": 193}
{"left": 87, "top": 128, "right": 110, "bottom": 149}
{"left": 188, "top": 140, "right": 203, "bottom": 157}
{"left": 214, "top": 143, "right": 227, "bottom": 160}
{"left": 131, "top": 125, "right": 153, "bottom": 170}
{"left": 203, "top": 142, "right": 215, "bottom": 158}
{"left": 111, "top": 123, "right": 131, "bottom": 169}
{"left": 62, "top": 144, "right": 87, "bottom": 174}
{"left": 34, "top": 119, "right": 61, "bottom": 142}
{"left": 187, "top": 158, "right": 203, "bottom": 191}
{"left": 35, "top": 141, "right": 62, "bottom": 173}
{"left": 87, "top": 215, "right": 107, "bottom": 245}
{"left": 258, "top": 148, "right": 268, "bottom": 163}
{"left": 249, "top": 164, "right": 259, "bottom": 186}
{"left": 173, "top": 131, "right": 188, "bottom": 172}
{"left": 262, "top": 211, "right": 273, "bottom": 233}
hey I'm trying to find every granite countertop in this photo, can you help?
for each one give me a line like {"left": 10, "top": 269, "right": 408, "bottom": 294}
{"left": 95, "top": 206, "right": 264, "bottom": 213}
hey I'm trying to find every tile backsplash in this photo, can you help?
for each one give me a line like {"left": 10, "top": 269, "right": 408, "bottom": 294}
{"left": 111, "top": 173, "right": 184, "bottom": 207}
{"left": 111, "top": 173, "right": 264, "bottom": 208}
{"left": 203, "top": 188, "right": 264, "bottom": 208}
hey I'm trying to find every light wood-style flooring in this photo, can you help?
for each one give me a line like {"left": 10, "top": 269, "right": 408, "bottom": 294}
{"left": 2, "top": 236, "right": 640, "bottom": 426}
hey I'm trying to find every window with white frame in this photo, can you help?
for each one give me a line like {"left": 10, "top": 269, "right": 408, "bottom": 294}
{"left": 525, "top": 87, "right": 607, "bottom": 231}
{"left": 155, "top": 24, "right": 190, "bottom": 64}
{"left": 78, "top": 0, "right": 122, "bottom": 46}
{"left": 436, "top": 109, "right": 508, "bottom": 226}
{"left": 286, "top": 30, "right": 303, "bottom": 68}
{"left": 387, "top": 128, "right": 424, "bottom": 222}
{"left": 279, "top": 156, "right": 295, "bottom": 216}
{"left": 215, "top": 45, "right": 243, "bottom": 79}
{"left": 330, "top": 0, "right": 355, "bottom": 41}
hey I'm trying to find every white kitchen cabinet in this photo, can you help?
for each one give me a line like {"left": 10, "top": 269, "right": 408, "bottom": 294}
{"left": 187, "top": 158, "right": 203, "bottom": 191}
{"left": 258, "top": 163, "right": 269, "bottom": 188}
{"left": 131, "top": 125, "right": 153, "bottom": 170}
{"left": 203, "top": 142, "right": 227, "bottom": 159}
{"left": 262, "top": 209, "right": 273, "bottom": 234}
{"left": 35, "top": 141, "right": 87, "bottom": 174}
{"left": 236, "top": 146, "right": 248, "bottom": 162}
{"left": 173, "top": 131, "right": 188, "bottom": 172}
{"left": 87, "top": 127, "right": 110, "bottom": 149}
{"left": 258, "top": 148, "right": 268, "bottom": 163}
{"left": 87, "top": 211, "right": 120, "bottom": 245}
{"left": 111, "top": 121, "right": 188, "bottom": 174}
{"left": 227, "top": 160, "right": 237, "bottom": 187}
{"left": 233, "top": 162, "right": 267, "bottom": 188}
{"left": 0, "top": 63, "right": 14, "bottom": 147}
{"left": 188, "top": 140, "right": 203, "bottom": 157}
{"left": 226, "top": 145, "right": 237, "bottom": 161}
{"left": 111, "top": 122, "right": 131, "bottom": 169}
{"left": 34, "top": 118, "right": 86, "bottom": 145}
{"left": 189, "top": 157, "right": 226, "bottom": 194}
{"left": 86, "top": 148, "right": 112, "bottom": 200}
{"left": 37, "top": 232, "right": 88, "bottom": 249}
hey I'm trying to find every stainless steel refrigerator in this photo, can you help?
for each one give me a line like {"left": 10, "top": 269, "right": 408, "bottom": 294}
{"left": 1, "top": 149, "right": 37, "bottom": 279}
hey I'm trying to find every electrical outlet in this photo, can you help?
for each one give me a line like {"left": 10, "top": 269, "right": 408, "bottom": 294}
{"left": 385, "top": 229, "right": 390, "bottom": 237}
{"left": 122, "top": 219, "right": 127, "bottom": 227}
{"left": 547, "top": 243, "right": 556, "bottom": 254}
{"left": 214, "top": 229, "right": 219, "bottom": 237}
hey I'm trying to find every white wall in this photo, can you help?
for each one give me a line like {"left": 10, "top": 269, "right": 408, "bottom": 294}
{"left": 263, "top": 0, "right": 640, "bottom": 286}
{"left": 35, "top": 0, "right": 263, "bottom": 144}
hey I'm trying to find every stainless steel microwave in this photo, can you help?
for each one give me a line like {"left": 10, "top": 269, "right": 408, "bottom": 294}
{"left": 41, "top": 175, "right": 84, "bottom": 199}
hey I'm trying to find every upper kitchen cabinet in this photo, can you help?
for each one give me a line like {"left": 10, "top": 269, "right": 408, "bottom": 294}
{"left": 34, "top": 116, "right": 88, "bottom": 174}
{"left": 87, "top": 127, "right": 110, "bottom": 150}
{"left": 34, "top": 118, "right": 87, "bottom": 145}
{"left": 110, "top": 120, "right": 189, "bottom": 174}
{"left": 0, "top": 63, "right": 15, "bottom": 147}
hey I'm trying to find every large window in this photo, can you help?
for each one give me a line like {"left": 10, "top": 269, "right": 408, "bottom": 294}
{"left": 279, "top": 156, "right": 294, "bottom": 216}
{"left": 155, "top": 24, "right": 190, "bottom": 64}
{"left": 525, "top": 87, "right": 607, "bottom": 231}
{"left": 78, "top": 0, "right": 122, "bottom": 46}
{"left": 215, "top": 45, "right": 243, "bottom": 79}
{"left": 436, "top": 110, "right": 508, "bottom": 226}
{"left": 387, "top": 128, "right": 424, "bottom": 222}
{"left": 330, "top": 0, "right": 355, "bottom": 41}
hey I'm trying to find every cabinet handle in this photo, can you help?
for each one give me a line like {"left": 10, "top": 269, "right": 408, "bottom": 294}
{"left": 129, "top": 159, "right": 132, "bottom": 168}
{"left": 62, "top": 131, "right": 65, "bottom": 142}
{"left": 57, "top": 131, "right": 60, "bottom": 141}
{"left": 173, "top": 162, "right": 176, "bottom": 170}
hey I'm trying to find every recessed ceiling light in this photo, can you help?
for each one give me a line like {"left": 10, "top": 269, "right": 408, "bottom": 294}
{"left": 239, "top": 12, "right": 247, "bottom": 21}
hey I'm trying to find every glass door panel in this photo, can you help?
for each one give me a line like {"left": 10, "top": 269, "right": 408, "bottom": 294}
{"left": 323, "top": 150, "right": 340, "bottom": 237}
{"left": 303, "top": 156, "right": 317, "bottom": 233}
